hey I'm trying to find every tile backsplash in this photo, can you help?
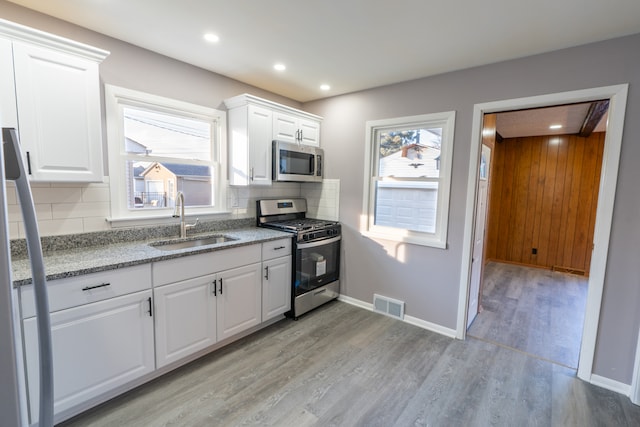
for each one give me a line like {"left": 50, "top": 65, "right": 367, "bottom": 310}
{"left": 5, "top": 179, "right": 340, "bottom": 239}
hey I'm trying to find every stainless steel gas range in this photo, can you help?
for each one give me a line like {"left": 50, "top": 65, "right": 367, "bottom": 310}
{"left": 257, "top": 199, "right": 341, "bottom": 319}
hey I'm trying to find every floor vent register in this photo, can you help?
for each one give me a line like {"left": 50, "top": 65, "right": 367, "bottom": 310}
{"left": 373, "top": 294, "right": 405, "bottom": 320}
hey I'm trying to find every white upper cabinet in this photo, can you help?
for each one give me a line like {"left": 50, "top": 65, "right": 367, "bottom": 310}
{"left": 226, "top": 102, "right": 273, "bottom": 186}
{"left": 273, "top": 111, "right": 320, "bottom": 146}
{"left": 0, "top": 38, "right": 17, "bottom": 128}
{"left": 225, "top": 94, "right": 322, "bottom": 186}
{"left": 0, "top": 19, "right": 109, "bottom": 182}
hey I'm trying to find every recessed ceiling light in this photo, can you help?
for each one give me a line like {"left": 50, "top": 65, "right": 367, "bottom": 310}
{"left": 274, "top": 63, "right": 286, "bottom": 71}
{"left": 549, "top": 124, "right": 563, "bottom": 129}
{"left": 320, "top": 84, "right": 331, "bottom": 91}
{"left": 203, "top": 33, "right": 220, "bottom": 43}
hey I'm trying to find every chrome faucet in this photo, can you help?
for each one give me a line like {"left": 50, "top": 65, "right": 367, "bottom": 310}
{"left": 172, "top": 191, "right": 198, "bottom": 238}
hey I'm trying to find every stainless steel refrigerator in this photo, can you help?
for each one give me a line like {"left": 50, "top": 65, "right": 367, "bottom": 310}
{"left": 1, "top": 128, "right": 53, "bottom": 426}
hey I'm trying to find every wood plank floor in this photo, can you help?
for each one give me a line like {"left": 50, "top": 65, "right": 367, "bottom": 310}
{"left": 468, "top": 261, "right": 587, "bottom": 369}
{"left": 58, "top": 300, "right": 640, "bottom": 427}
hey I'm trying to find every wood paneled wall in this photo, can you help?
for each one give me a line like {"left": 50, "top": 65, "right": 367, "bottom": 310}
{"left": 485, "top": 132, "right": 605, "bottom": 274}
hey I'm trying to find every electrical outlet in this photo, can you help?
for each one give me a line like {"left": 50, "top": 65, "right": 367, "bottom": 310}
{"left": 532, "top": 248, "right": 538, "bottom": 255}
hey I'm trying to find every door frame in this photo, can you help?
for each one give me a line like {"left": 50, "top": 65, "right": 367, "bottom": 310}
{"left": 456, "top": 84, "right": 629, "bottom": 383}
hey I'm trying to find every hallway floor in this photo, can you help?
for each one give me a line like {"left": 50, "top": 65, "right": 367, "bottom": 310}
{"left": 467, "top": 261, "right": 588, "bottom": 369}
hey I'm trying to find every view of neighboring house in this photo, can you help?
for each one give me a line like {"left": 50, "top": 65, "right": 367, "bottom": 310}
{"left": 132, "top": 161, "right": 211, "bottom": 208}
{"left": 375, "top": 129, "right": 441, "bottom": 233}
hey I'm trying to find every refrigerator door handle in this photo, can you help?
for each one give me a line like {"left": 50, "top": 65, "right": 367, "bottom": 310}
{"left": 3, "top": 128, "right": 54, "bottom": 427}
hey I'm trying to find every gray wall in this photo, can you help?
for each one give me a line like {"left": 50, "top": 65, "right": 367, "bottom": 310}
{"left": 303, "top": 34, "right": 640, "bottom": 384}
{"left": 3, "top": 1, "right": 639, "bottom": 385}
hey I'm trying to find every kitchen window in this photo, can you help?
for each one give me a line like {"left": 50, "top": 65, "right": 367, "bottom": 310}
{"left": 105, "top": 85, "right": 226, "bottom": 222}
{"left": 362, "top": 111, "right": 455, "bottom": 248}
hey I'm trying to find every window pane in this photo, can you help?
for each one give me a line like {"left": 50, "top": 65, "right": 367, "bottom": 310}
{"left": 123, "top": 107, "right": 211, "bottom": 161}
{"left": 374, "top": 181, "right": 438, "bottom": 233}
{"left": 377, "top": 128, "right": 442, "bottom": 178}
{"left": 127, "top": 160, "right": 213, "bottom": 209}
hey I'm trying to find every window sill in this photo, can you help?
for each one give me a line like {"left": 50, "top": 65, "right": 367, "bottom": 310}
{"left": 361, "top": 229, "right": 447, "bottom": 249}
{"left": 107, "top": 210, "right": 232, "bottom": 228}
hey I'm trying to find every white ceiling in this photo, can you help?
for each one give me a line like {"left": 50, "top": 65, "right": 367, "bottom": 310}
{"left": 7, "top": 0, "right": 640, "bottom": 102}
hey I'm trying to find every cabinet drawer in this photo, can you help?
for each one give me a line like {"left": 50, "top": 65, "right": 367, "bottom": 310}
{"left": 20, "top": 264, "right": 152, "bottom": 318}
{"left": 262, "top": 238, "right": 292, "bottom": 261}
{"left": 153, "top": 244, "right": 261, "bottom": 286}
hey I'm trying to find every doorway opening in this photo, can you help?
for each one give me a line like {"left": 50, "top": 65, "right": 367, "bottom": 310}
{"left": 467, "top": 102, "right": 606, "bottom": 369}
{"left": 457, "top": 84, "right": 628, "bottom": 383}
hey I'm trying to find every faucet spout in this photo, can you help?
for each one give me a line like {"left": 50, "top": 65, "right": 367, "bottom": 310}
{"left": 173, "top": 191, "right": 198, "bottom": 238}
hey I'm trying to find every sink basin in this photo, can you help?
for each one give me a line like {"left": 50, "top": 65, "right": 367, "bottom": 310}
{"left": 150, "top": 235, "right": 237, "bottom": 251}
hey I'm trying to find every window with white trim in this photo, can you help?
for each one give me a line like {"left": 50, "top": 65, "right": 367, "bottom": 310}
{"left": 362, "top": 111, "right": 455, "bottom": 248}
{"left": 105, "top": 85, "right": 226, "bottom": 221}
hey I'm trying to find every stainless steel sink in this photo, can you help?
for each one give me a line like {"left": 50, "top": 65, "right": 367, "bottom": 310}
{"left": 150, "top": 235, "right": 237, "bottom": 251}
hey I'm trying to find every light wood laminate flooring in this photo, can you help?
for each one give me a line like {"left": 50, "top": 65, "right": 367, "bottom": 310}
{"left": 59, "top": 300, "right": 640, "bottom": 426}
{"left": 468, "top": 261, "right": 588, "bottom": 369}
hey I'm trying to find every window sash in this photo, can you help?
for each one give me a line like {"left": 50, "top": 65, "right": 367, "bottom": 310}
{"left": 362, "top": 111, "right": 455, "bottom": 248}
{"left": 105, "top": 85, "right": 227, "bottom": 222}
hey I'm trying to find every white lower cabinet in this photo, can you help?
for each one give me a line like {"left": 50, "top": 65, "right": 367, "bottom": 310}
{"left": 153, "top": 274, "right": 217, "bottom": 368}
{"left": 262, "top": 256, "right": 292, "bottom": 321}
{"left": 262, "top": 238, "right": 292, "bottom": 321}
{"left": 154, "top": 262, "right": 262, "bottom": 367}
{"left": 216, "top": 263, "right": 262, "bottom": 341}
{"left": 21, "top": 240, "right": 293, "bottom": 423}
{"left": 23, "top": 289, "right": 155, "bottom": 423}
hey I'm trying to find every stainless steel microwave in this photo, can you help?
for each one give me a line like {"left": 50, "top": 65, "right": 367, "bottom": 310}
{"left": 272, "top": 140, "right": 323, "bottom": 182}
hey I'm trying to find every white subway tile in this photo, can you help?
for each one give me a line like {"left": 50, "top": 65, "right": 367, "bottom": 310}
{"left": 83, "top": 217, "right": 111, "bottom": 233}
{"left": 82, "top": 186, "right": 110, "bottom": 203}
{"left": 20, "top": 218, "right": 84, "bottom": 237}
{"left": 7, "top": 203, "right": 52, "bottom": 222}
{"left": 32, "top": 187, "right": 82, "bottom": 204}
{"left": 7, "top": 222, "right": 20, "bottom": 240}
{"left": 51, "top": 202, "right": 110, "bottom": 219}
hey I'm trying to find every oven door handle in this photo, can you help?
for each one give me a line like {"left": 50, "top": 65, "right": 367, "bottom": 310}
{"left": 296, "top": 235, "right": 341, "bottom": 249}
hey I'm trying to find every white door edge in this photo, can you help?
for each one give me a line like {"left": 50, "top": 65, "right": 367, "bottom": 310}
{"left": 456, "top": 84, "right": 629, "bottom": 385}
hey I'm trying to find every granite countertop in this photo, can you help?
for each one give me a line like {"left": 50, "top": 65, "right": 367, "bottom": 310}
{"left": 10, "top": 221, "right": 292, "bottom": 287}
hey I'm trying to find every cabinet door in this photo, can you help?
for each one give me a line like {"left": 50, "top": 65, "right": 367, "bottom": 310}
{"left": 154, "top": 275, "right": 217, "bottom": 368}
{"left": 0, "top": 38, "right": 18, "bottom": 128}
{"left": 216, "top": 263, "right": 262, "bottom": 341}
{"left": 298, "top": 118, "right": 320, "bottom": 147}
{"left": 272, "top": 111, "right": 298, "bottom": 143}
{"left": 23, "top": 290, "right": 154, "bottom": 423}
{"left": 248, "top": 104, "right": 273, "bottom": 185}
{"left": 12, "top": 42, "right": 103, "bottom": 182}
{"left": 262, "top": 256, "right": 292, "bottom": 321}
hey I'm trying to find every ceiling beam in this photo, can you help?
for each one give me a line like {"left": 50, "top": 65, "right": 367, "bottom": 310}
{"left": 579, "top": 100, "right": 609, "bottom": 137}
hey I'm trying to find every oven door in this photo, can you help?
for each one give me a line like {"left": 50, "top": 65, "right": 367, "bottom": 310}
{"left": 295, "top": 235, "right": 340, "bottom": 297}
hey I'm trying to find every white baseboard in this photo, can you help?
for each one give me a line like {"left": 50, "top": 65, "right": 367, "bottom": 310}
{"left": 337, "top": 295, "right": 457, "bottom": 338}
{"left": 590, "top": 373, "right": 631, "bottom": 397}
